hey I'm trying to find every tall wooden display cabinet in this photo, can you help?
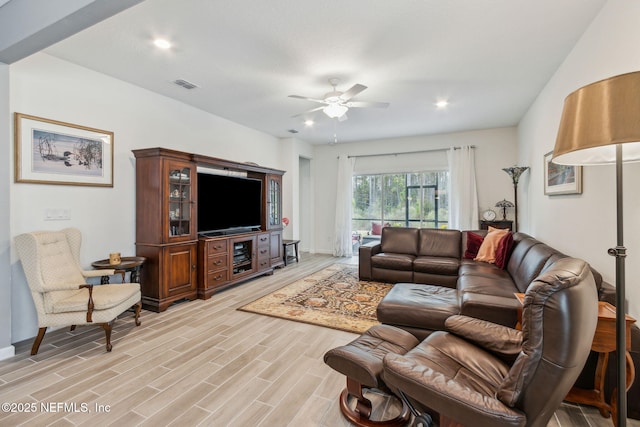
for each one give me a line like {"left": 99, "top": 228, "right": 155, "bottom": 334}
{"left": 133, "top": 148, "right": 198, "bottom": 312}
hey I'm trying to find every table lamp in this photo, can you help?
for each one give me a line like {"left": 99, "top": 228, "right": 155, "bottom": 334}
{"left": 495, "top": 199, "right": 514, "bottom": 221}
{"left": 553, "top": 71, "right": 640, "bottom": 427}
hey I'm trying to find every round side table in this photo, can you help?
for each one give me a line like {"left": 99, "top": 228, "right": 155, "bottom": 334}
{"left": 91, "top": 256, "right": 147, "bottom": 284}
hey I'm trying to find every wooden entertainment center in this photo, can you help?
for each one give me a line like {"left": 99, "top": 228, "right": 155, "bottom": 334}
{"left": 133, "top": 147, "right": 285, "bottom": 312}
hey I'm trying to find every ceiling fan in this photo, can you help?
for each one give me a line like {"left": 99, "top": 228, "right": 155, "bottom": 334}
{"left": 289, "top": 78, "right": 389, "bottom": 121}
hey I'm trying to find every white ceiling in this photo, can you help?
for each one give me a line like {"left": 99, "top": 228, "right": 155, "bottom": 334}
{"left": 43, "top": 0, "right": 606, "bottom": 144}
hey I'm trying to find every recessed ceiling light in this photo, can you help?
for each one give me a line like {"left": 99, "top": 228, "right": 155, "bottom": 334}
{"left": 435, "top": 100, "right": 449, "bottom": 109}
{"left": 304, "top": 120, "right": 314, "bottom": 126}
{"left": 153, "top": 39, "right": 172, "bottom": 49}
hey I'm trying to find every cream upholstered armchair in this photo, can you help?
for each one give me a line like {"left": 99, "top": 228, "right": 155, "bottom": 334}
{"left": 15, "top": 228, "right": 142, "bottom": 355}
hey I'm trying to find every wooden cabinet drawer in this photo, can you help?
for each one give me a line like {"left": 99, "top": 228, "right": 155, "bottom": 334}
{"left": 257, "top": 246, "right": 270, "bottom": 261}
{"left": 207, "top": 253, "right": 228, "bottom": 271}
{"left": 207, "top": 269, "right": 229, "bottom": 286}
{"left": 257, "top": 233, "right": 270, "bottom": 247}
{"left": 257, "top": 258, "right": 270, "bottom": 270}
{"left": 207, "top": 240, "right": 228, "bottom": 254}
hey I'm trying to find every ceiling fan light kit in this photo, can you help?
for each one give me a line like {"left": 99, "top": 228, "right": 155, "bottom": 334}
{"left": 323, "top": 103, "right": 348, "bottom": 118}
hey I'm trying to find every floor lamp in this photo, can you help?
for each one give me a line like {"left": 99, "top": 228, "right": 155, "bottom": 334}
{"left": 553, "top": 71, "right": 640, "bottom": 427}
{"left": 502, "top": 166, "right": 529, "bottom": 232}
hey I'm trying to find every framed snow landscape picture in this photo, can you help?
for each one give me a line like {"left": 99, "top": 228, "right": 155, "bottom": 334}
{"left": 14, "top": 113, "right": 113, "bottom": 187}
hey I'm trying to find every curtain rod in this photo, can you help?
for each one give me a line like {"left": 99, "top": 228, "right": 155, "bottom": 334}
{"left": 344, "top": 145, "right": 475, "bottom": 159}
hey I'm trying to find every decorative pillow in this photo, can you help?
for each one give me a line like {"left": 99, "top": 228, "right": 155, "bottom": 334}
{"left": 495, "top": 232, "right": 515, "bottom": 269}
{"left": 475, "top": 227, "right": 509, "bottom": 264}
{"left": 371, "top": 222, "right": 382, "bottom": 235}
{"left": 464, "top": 232, "right": 484, "bottom": 259}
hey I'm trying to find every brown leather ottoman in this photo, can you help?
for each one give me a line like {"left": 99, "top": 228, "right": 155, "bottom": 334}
{"left": 377, "top": 283, "right": 460, "bottom": 340}
{"left": 324, "top": 324, "right": 419, "bottom": 427}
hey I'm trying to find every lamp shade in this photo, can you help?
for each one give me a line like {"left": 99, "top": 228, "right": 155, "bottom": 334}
{"left": 502, "top": 166, "right": 529, "bottom": 185}
{"left": 553, "top": 71, "right": 640, "bottom": 166}
{"left": 495, "top": 199, "right": 514, "bottom": 208}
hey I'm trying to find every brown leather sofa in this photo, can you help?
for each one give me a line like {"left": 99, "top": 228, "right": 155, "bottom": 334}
{"left": 359, "top": 226, "right": 640, "bottom": 419}
{"left": 359, "top": 227, "right": 610, "bottom": 332}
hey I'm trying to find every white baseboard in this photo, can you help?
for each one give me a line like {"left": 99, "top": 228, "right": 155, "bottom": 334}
{"left": 0, "top": 345, "right": 15, "bottom": 361}
{"left": 314, "top": 249, "right": 333, "bottom": 255}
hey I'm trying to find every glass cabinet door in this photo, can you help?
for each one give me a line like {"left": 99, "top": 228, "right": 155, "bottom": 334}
{"left": 168, "top": 166, "right": 192, "bottom": 237}
{"left": 268, "top": 175, "right": 281, "bottom": 228}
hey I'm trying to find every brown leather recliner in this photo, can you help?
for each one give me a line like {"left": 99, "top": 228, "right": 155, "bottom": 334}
{"left": 382, "top": 257, "right": 599, "bottom": 427}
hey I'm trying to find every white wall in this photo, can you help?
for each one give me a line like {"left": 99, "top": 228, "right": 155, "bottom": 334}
{"left": 277, "top": 137, "right": 314, "bottom": 243}
{"left": 299, "top": 157, "right": 312, "bottom": 252}
{"left": 0, "top": 62, "right": 14, "bottom": 359}
{"left": 9, "top": 53, "right": 284, "bottom": 343}
{"left": 311, "top": 127, "right": 518, "bottom": 254}
{"left": 518, "top": 0, "right": 640, "bottom": 318}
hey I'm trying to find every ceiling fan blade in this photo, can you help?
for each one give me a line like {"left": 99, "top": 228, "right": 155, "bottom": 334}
{"left": 347, "top": 101, "right": 390, "bottom": 108}
{"left": 340, "top": 84, "right": 367, "bottom": 101}
{"left": 291, "top": 106, "right": 325, "bottom": 118}
{"left": 288, "top": 95, "right": 328, "bottom": 104}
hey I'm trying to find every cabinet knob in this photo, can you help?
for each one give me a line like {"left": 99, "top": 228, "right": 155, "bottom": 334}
{"left": 192, "top": 264, "right": 197, "bottom": 270}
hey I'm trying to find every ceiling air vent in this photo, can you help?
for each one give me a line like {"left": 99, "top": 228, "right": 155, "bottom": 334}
{"left": 287, "top": 129, "right": 299, "bottom": 134}
{"left": 173, "top": 79, "right": 198, "bottom": 90}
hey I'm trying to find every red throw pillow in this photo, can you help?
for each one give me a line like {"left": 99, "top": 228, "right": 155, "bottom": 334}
{"left": 371, "top": 222, "right": 382, "bottom": 235}
{"left": 495, "top": 232, "right": 514, "bottom": 269}
{"left": 464, "top": 232, "right": 484, "bottom": 259}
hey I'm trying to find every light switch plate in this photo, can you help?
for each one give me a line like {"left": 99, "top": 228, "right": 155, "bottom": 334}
{"left": 44, "top": 209, "right": 71, "bottom": 220}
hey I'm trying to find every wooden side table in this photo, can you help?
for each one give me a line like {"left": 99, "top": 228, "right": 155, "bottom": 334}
{"left": 92, "top": 256, "right": 147, "bottom": 284}
{"left": 564, "top": 302, "right": 636, "bottom": 425}
{"left": 480, "top": 220, "right": 513, "bottom": 230}
{"left": 282, "top": 239, "right": 300, "bottom": 266}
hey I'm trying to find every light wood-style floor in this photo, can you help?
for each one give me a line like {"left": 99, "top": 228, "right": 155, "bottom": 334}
{"left": 1, "top": 253, "right": 638, "bottom": 427}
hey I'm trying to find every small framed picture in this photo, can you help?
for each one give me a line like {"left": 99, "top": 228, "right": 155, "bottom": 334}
{"left": 544, "top": 151, "right": 582, "bottom": 195}
{"left": 14, "top": 113, "right": 114, "bottom": 187}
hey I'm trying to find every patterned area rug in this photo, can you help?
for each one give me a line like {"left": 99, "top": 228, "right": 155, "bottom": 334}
{"left": 238, "top": 264, "right": 393, "bottom": 334}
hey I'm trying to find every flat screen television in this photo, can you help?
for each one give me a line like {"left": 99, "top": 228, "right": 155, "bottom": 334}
{"left": 197, "top": 172, "right": 263, "bottom": 235}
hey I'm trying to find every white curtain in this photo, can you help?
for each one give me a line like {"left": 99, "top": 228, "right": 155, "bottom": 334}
{"left": 447, "top": 146, "right": 479, "bottom": 230}
{"left": 334, "top": 155, "right": 355, "bottom": 257}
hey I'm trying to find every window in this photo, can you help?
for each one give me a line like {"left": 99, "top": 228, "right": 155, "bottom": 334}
{"left": 353, "top": 171, "right": 449, "bottom": 233}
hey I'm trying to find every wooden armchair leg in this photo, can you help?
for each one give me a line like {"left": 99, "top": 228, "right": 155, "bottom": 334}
{"left": 31, "top": 326, "right": 47, "bottom": 356}
{"left": 133, "top": 302, "right": 142, "bottom": 326}
{"left": 100, "top": 322, "right": 113, "bottom": 352}
{"left": 31, "top": 327, "right": 47, "bottom": 355}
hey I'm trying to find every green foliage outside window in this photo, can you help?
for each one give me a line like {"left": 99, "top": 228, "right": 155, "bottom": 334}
{"left": 352, "top": 171, "right": 448, "bottom": 234}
